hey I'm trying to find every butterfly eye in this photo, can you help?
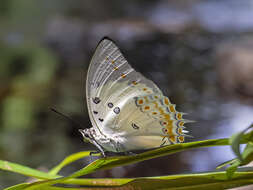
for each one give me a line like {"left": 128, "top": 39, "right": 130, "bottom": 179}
{"left": 162, "top": 128, "right": 168, "bottom": 134}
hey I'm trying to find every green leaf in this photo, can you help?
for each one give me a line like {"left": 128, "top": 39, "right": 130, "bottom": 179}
{"left": 0, "top": 151, "right": 92, "bottom": 180}
{"left": 4, "top": 183, "right": 29, "bottom": 190}
{"left": 230, "top": 124, "right": 253, "bottom": 161}
{"left": 226, "top": 159, "right": 241, "bottom": 179}
{"left": 4, "top": 183, "right": 81, "bottom": 190}
{"left": 230, "top": 132, "right": 244, "bottom": 161}
{"left": 1, "top": 137, "right": 251, "bottom": 189}
{"left": 0, "top": 160, "right": 58, "bottom": 179}
{"left": 121, "top": 171, "right": 253, "bottom": 190}
{"left": 216, "top": 158, "right": 237, "bottom": 170}
{"left": 49, "top": 151, "right": 92, "bottom": 175}
{"left": 0, "top": 158, "right": 129, "bottom": 186}
{"left": 15, "top": 170, "right": 253, "bottom": 190}
{"left": 241, "top": 142, "right": 253, "bottom": 165}
{"left": 24, "top": 138, "right": 233, "bottom": 189}
{"left": 219, "top": 124, "right": 253, "bottom": 178}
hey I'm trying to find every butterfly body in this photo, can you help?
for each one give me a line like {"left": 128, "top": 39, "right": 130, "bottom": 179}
{"left": 80, "top": 37, "right": 190, "bottom": 156}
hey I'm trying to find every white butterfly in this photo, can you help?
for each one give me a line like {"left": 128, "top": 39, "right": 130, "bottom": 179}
{"left": 79, "top": 37, "right": 190, "bottom": 156}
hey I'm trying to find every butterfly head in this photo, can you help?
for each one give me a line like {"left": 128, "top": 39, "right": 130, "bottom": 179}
{"left": 79, "top": 128, "right": 95, "bottom": 143}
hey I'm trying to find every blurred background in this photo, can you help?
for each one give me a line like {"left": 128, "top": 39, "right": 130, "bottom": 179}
{"left": 1, "top": 0, "right": 253, "bottom": 188}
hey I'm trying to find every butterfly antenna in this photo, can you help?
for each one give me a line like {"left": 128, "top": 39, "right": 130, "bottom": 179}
{"left": 50, "top": 107, "right": 84, "bottom": 128}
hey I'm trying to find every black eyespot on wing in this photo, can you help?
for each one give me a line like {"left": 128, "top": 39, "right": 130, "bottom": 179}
{"left": 162, "top": 128, "right": 168, "bottom": 134}
{"left": 99, "top": 118, "right": 104, "bottom": 122}
{"left": 113, "top": 107, "right": 120, "bottom": 114}
{"left": 93, "top": 97, "right": 101, "bottom": 104}
{"left": 95, "top": 82, "right": 100, "bottom": 88}
{"left": 108, "top": 102, "right": 113, "bottom": 108}
{"left": 93, "top": 111, "right": 98, "bottom": 114}
{"left": 132, "top": 123, "right": 140, "bottom": 130}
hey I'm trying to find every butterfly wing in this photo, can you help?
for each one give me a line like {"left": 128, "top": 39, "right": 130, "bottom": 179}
{"left": 86, "top": 37, "right": 188, "bottom": 151}
{"left": 86, "top": 38, "right": 161, "bottom": 132}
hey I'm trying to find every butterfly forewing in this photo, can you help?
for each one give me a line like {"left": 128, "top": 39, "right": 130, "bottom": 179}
{"left": 86, "top": 38, "right": 161, "bottom": 131}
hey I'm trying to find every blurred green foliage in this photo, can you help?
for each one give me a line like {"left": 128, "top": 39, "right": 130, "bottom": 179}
{"left": 1, "top": 45, "right": 58, "bottom": 130}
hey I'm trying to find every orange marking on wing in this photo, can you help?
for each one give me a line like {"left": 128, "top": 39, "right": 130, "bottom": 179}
{"left": 177, "top": 113, "right": 183, "bottom": 120}
{"left": 153, "top": 101, "right": 170, "bottom": 120}
{"left": 169, "top": 136, "right": 176, "bottom": 143}
{"left": 153, "top": 101, "right": 159, "bottom": 108}
{"left": 144, "top": 106, "right": 150, "bottom": 110}
{"left": 164, "top": 97, "right": 170, "bottom": 105}
{"left": 152, "top": 112, "right": 157, "bottom": 115}
{"left": 132, "top": 81, "right": 138, "bottom": 85}
{"left": 179, "top": 121, "right": 184, "bottom": 127}
{"left": 121, "top": 73, "right": 126, "bottom": 78}
{"left": 111, "top": 60, "right": 115, "bottom": 64}
{"left": 178, "top": 128, "right": 183, "bottom": 134}
{"left": 178, "top": 136, "right": 184, "bottom": 143}
{"left": 138, "top": 99, "right": 144, "bottom": 105}
{"left": 167, "top": 124, "right": 173, "bottom": 135}
{"left": 153, "top": 101, "right": 174, "bottom": 136}
{"left": 169, "top": 105, "right": 176, "bottom": 112}
{"left": 164, "top": 113, "right": 172, "bottom": 122}
{"left": 143, "top": 88, "right": 147, "bottom": 91}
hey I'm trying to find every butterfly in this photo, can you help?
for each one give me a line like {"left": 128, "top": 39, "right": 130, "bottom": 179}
{"left": 79, "top": 37, "right": 190, "bottom": 157}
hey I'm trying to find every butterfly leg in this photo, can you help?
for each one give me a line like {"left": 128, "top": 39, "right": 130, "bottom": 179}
{"left": 90, "top": 139, "right": 106, "bottom": 157}
{"left": 89, "top": 151, "right": 101, "bottom": 156}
